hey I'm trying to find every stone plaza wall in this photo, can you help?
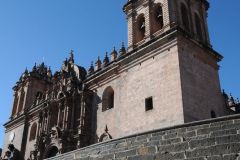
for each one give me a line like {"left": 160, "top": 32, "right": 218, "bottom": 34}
{"left": 47, "top": 114, "right": 240, "bottom": 160}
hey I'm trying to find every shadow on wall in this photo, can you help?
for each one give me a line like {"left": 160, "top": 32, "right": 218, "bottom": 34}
{"left": 91, "top": 92, "right": 101, "bottom": 144}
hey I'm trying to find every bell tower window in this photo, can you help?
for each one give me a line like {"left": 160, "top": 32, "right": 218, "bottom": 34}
{"left": 194, "top": 13, "right": 203, "bottom": 41}
{"left": 136, "top": 14, "right": 145, "bottom": 43}
{"left": 181, "top": 3, "right": 190, "bottom": 32}
{"left": 152, "top": 4, "right": 163, "bottom": 33}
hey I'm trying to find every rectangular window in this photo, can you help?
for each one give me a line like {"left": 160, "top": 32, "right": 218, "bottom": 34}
{"left": 145, "top": 97, "right": 153, "bottom": 111}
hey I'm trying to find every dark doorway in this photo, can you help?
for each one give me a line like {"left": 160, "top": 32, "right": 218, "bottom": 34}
{"left": 45, "top": 146, "right": 59, "bottom": 159}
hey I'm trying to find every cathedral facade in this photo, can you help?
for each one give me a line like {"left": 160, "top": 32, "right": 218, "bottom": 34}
{"left": 2, "top": 0, "right": 237, "bottom": 159}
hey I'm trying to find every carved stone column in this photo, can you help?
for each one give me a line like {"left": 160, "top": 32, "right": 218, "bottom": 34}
{"left": 44, "top": 110, "right": 48, "bottom": 132}
{"left": 78, "top": 93, "right": 86, "bottom": 148}
{"left": 65, "top": 105, "right": 70, "bottom": 130}
{"left": 143, "top": 0, "right": 151, "bottom": 41}
{"left": 57, "top": 103, "right": 62, "bottom": 127}
{"left": 70, "top": 100, "right": 75, "bottom": 130}
{"left": 37, "top": 112, "right": 43, "bottom": 137}
{"left": 47, "top": 109, "right": 52, "bottom": 132}
{"left": 62, "top": 101, "right": 67, "bottom": 129}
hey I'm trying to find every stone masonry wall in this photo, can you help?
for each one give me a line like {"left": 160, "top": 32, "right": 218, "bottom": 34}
{"left": 2, "top": 123, "right": 25, "bottom": 156}
{"left": 178, "top": 36, "right": 225, "bottom": 122}
{"left": 92, "top": 44, "right": 184, "bottom": 141}
{"left": 47, "top": 114, "right": 240, "bottom": 160}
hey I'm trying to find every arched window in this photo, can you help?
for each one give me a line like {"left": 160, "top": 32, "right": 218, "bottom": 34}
{"left": 152, "top": 3, "right": 164, "bottom": 33}
{"left": 102, "top": 86, "right": 114, "bottom": 112}
{"left": 136, "top": 14, "right": 145, "bottom": 43}
{"left": 29, "top": 123, "right": 37, "bottom": 141}
{"left": 181, "top": 3, "right": 190, "bottom": 32}
{"left": 194, "top": 13, "right": 203, "bottom": 41}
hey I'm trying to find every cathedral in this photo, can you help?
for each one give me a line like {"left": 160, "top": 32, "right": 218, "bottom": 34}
{"left": 2, "top": 0, "right": 239, "bottom": 159}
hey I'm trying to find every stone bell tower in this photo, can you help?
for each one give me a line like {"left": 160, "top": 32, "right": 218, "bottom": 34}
{"left": 123, "top": 0, "right": 226, "bottom": 123}
{"left": 125, "top": 0, "right": 211, "bottom": 51}
{"left": 11, "top": 64, "right": 52, "bottom": 119}
{"left": 3, "top": 63, "right": 52, "bottom": 158}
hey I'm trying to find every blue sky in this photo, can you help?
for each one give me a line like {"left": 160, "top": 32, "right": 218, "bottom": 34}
{"left": 0, "top": 0, "right": 239, "bottom": 148}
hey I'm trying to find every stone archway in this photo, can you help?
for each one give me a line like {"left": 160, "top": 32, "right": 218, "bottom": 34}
{"left": 44, "top": 146, "right": 59, "bottom": 159}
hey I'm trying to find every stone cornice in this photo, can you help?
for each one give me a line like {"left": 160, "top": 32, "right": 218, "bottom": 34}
{"left": 85, "top": 25, "right": 222, "bottom": 87}
{"left": 4, "top": 114, "right": 27, "bottom": 132}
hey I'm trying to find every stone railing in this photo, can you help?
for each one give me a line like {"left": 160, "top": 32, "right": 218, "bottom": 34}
{"left": 47, "top": 114, "right": 240, "bottom": 160}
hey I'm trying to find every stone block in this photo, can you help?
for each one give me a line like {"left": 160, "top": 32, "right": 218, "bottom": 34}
{"left": 115, "top": 149, "right": 137, "bottom": 159}
{"left": 189, "top": 138, "right": 215, "bottom": 149}
{"left": 210, "top": 129, "right": 237, "bottom": 137}
{"left": 155, "top": 151, "right": 185, "bottom": 160}
{"left": 160, "top": 137, "right": 182, "bottom": 145}
{"left": 216, "top": 134, "right": 240, "bottom": 144}
{"left": 137, "top": 146, "right": 156, "bottom": 155}
{"left": 127, "top": 155, "right": 155, "bottom": 160}
{"left": 197, "top": 126, "right": 221, "bottom": 135}
{"left": 158, "top": 142, "right": 189, "bottom": 153}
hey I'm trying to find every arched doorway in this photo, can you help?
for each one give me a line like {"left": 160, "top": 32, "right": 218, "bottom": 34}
{"left": 45, "top": 146, "right": 59, "bottom": 159}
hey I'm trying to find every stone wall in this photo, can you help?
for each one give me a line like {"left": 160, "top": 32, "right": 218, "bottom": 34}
{"left": 2, "top": 122, "right": 25, "bottom": 155}
{"left": 178, "top": 36, "right": 225, "bottom": 122}
{"left": 46, "top": 114, "right": 240, "bottom": 160}
{"left": 89, "top": 41, "right": 185, "bottom": 141}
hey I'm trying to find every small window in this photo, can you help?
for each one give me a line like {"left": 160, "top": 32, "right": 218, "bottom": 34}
{"left": 211, "top": 110, "right": 216, "bottom": 118}
{"left": 145, "top": 97, "right": 153, "bottom": 111}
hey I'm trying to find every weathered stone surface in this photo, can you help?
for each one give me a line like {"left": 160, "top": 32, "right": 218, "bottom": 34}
{"left": 46, "top": 115, "right": 240, "bottom": 160}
